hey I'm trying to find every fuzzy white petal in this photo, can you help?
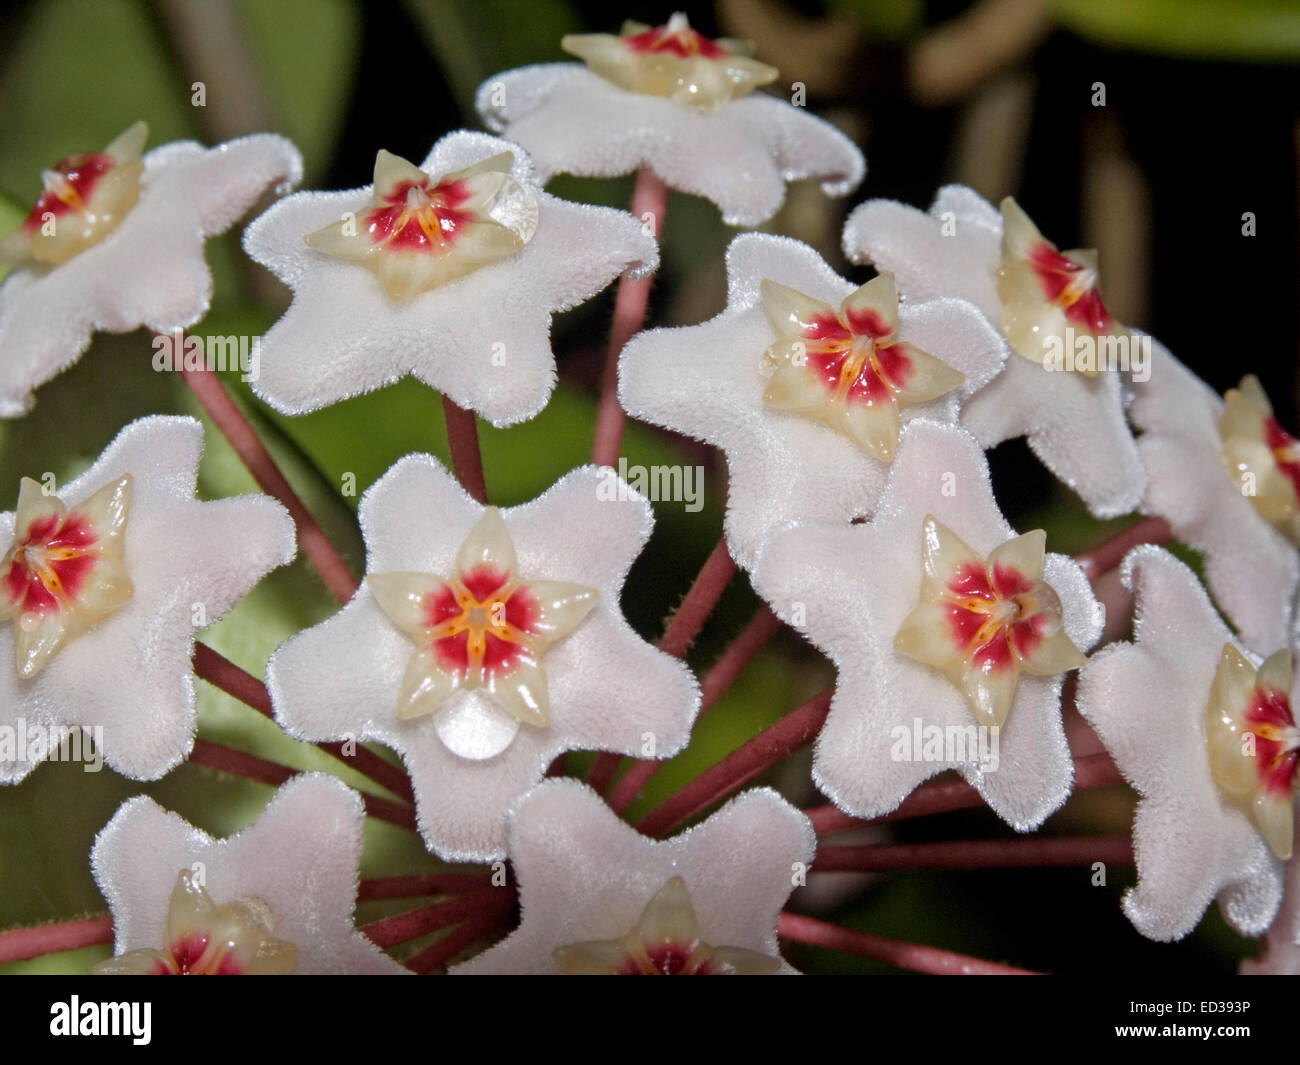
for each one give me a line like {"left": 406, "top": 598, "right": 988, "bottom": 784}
{"left": 843, "top": 187, "right": 1144, "bottom": 518}
{"left": 0, "top": 135, "right": 302, "bottom": 416}
{"left": 1075, "top": 545, "right": 1283, "bottom": 940}
{"left": 476, "top": 65, "right": 863, "bottom": 227}
{"left": 91, "top": 774, "right": 406, "bottom": 974}
{"left": 267, "top": 459, "right": 698, "bottom": 861}
{"left": 244, "top": 131, "right": 656, "bottom": 426}
{"left": 752, "top": 419, "right": 1102, "bottom": 828}
{"left": 0, "top": 416, "right": 294, "bottom": 782}
{"left": 453, "top": 780, "right": 814, "bottom": 973}
{"left": 1129, "top": 340, "right": 1298, "bottom": 652}
{"left": 619, "top": 234, "right": 1003, "bottom": 570}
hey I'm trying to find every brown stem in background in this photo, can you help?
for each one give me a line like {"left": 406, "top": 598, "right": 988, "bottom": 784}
{"left": 442, "top": 395, "right": 488, "bottom": 503}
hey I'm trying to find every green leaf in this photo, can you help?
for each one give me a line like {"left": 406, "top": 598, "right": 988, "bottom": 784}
{"left": 0, "top": 0, "right": 198, "bottom": 203}
{"left": 230, "top": 0, "right": 362, "bottom": 180}
{"left": 1047, "top": 0, "right": 1300, "bottom": 61}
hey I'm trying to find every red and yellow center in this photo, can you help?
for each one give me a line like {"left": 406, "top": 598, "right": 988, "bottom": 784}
{"left": 363, "top": 176, "right": 475, "bottom": 255}
{"left": 561, "top": 14, "right": 777, "bottom": 110}
{"left": 1205, "top": 644, "right": 1300, "bottom": 859}
{"left": 422, "top": 564, "right": 539, "bottom": 679}
{"left": 1, "top": 121, "right": 148, "bottom": 268}
{"left": 1220, "top": 375, "right": 1300, "bottom": 545}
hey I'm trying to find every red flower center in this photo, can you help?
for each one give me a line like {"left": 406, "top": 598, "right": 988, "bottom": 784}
{"left": 365, "top": 177, "right": 475, "bottom": 254}
{"left": 2, "top": 512, "right": 99, "bottom": 616}
{"left": 798, "top": 310, "right": 912, "bottom": 407}
{"left": 1027, "top": 243, "right": 1113, "bottom": 334}
{"left": 22, "top": 152, "right": 115, "bottom": 234}
{"left": 423, "top": 565, "right": 540, "bottom": 677}
{"left": 942, "top": 562, "right": 1045, "bottom": 672}
{"left": 624, "top": 23, "right": 726, "bottom": 59}
{"left": 1244, "top": 686, "right": 1300, "bottom": 796}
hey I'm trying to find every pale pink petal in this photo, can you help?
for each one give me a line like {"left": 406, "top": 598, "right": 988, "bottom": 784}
{"left": 91, "top": 774, "right": 406, "bottom": 974}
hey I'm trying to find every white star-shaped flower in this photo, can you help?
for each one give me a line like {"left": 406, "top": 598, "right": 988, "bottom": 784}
{"left": 1076, "top": 545, "right": 1292, "bottom": 940}
{"left": 242, "top": 131, "right": 657, "bottom": 426}
{"left": 751, "top": 419, "right": 1103, "bottom": 829}
{"left": 842, "top": 184, "right": 1145, "bottom": 518}
{"left": 0, "top": 416, "right": 294, "bottom": 783}
{"left": 452, "top": 779, "right": 814, "bottom": 974}
{"left": 620, "top": 233, "right": 1004, "bottom": 570}
{"left": 474, "top": 14, "right": 863, "bottom": 227}
{"left": 266, "top": 458, "right": 699, "bottom": 862}
{"left": 1129, "top": 342, "right": 1299, "bottom": 652}
{"left": 0, "top": 122, "right": 302, "bottom": 416}
{"left": 91, "top": 773, "right": 406, "bottom": 974}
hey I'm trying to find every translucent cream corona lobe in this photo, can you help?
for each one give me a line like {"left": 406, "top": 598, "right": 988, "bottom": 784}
{"left": 0, "top": 122, "right": 148, "bottom": 268}
{"left": 0, "top": 474, "right": 133, "bottom": 678}
{"left": 369, "top": 507, "right": 597, "bottom": 735}
{"left": 553, "top": 876, "right": 780, "bottom": 975}
{"left": 304, "top": 149, "right": 538, "bottom": 301}
{"left": 894, "top": 515, "right": 1086, "bottom": 727}
{"left": 996, "top": 197, "right": 1125, "bottom": 371}
{"left": 1204, "top": 644, "right": 1300, "bottom": 860}
{"left": 562, "top": 13, "right": 777, "bottom": 112}
{"left": 1219, "top": 374, "right": 1300, "bottom": 546}
{"left": 759, "top": 272, "right": 964, "bottom": 462}
{"left": 96, "top": 870, "right": 296, "bottom": 975}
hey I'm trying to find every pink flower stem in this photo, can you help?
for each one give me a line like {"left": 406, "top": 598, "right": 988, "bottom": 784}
{"left": 358, "top": 874, "right": 493, "bottom": 900}
{"left": 656, "top": 537, "right": 739, "bottom": 659}
{"left": 441, "top": 395, "right": 488, "bottom": 504}
{"left": 188, "top": 737, "right": 417, "bottom": 831}
{"left": 777, "top": 913, "right": 1041, "bottom": 975}
{"left": 192, "top": 642, "right": 414, "bottom": 803}
{"left": 813, "top": 835, "right": 1133, "bottom": 872}
{"left": 1074, "top": 516, "right": 1172, "bottom": 582}
{"left": 0, "top": 915, "right": 114, "bottom": 964}
{"left": 179, "top": 363, "right": 358, "bottom": 605}
{"left": 587, "top": 536, "right": 739, "bottom": 792}
{"left": 635, "top": 686, "right": 834, "bottom": 837}
{"left": 804, "top": 751, "right": 1125, "bottom": 834}
{"left": 590, "top": 166, "right": 668, "bottom": 469}
{"left": 363, "top": 889, "right": 517, "bottom": 950}
{"left": 606, "top": 606, "right": 783, "bottom": 813}
{"left": 406, "top": 910, "right": 514, "bottom": 973}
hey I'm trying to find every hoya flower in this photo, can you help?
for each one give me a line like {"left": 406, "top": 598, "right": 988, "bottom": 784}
{"left": 475, "top": 14, "right": 864, "bottom": 227}
{"left": 0, "top": 122, "right": 302, "bottom": 416}
{"left": 619, "top": 233, "right": 1004, "bottom": 569}
{"left": 1128, "top": 343, "right": 1299, "bottom": 653}
{"left": 752, "top": 419, "right": 1103, "bottom": 829}
{"left": 453, "top": 779, "right": 814, "bottom": 974}
{"left": 0, "top": 416, "right": 295, "bottom": 783}
{"left": 842, "top": 185, "right": 1145, "bottom": 518}
{"left": 91, "top": 773, "right": 406, "bottom": 974}
{"left": 1076, "top": 546, "right": 1292, "bottom": 940}
{"left": 243, "top": 132, "right": 657, "bottom": 425}
{"left": 267, "top": 458, "right": 699, "bottom": 862}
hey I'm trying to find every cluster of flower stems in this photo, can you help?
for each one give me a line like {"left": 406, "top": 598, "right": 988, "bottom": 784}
{"left": 1, "top": 169, "right": 1194, "bottom": 976}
